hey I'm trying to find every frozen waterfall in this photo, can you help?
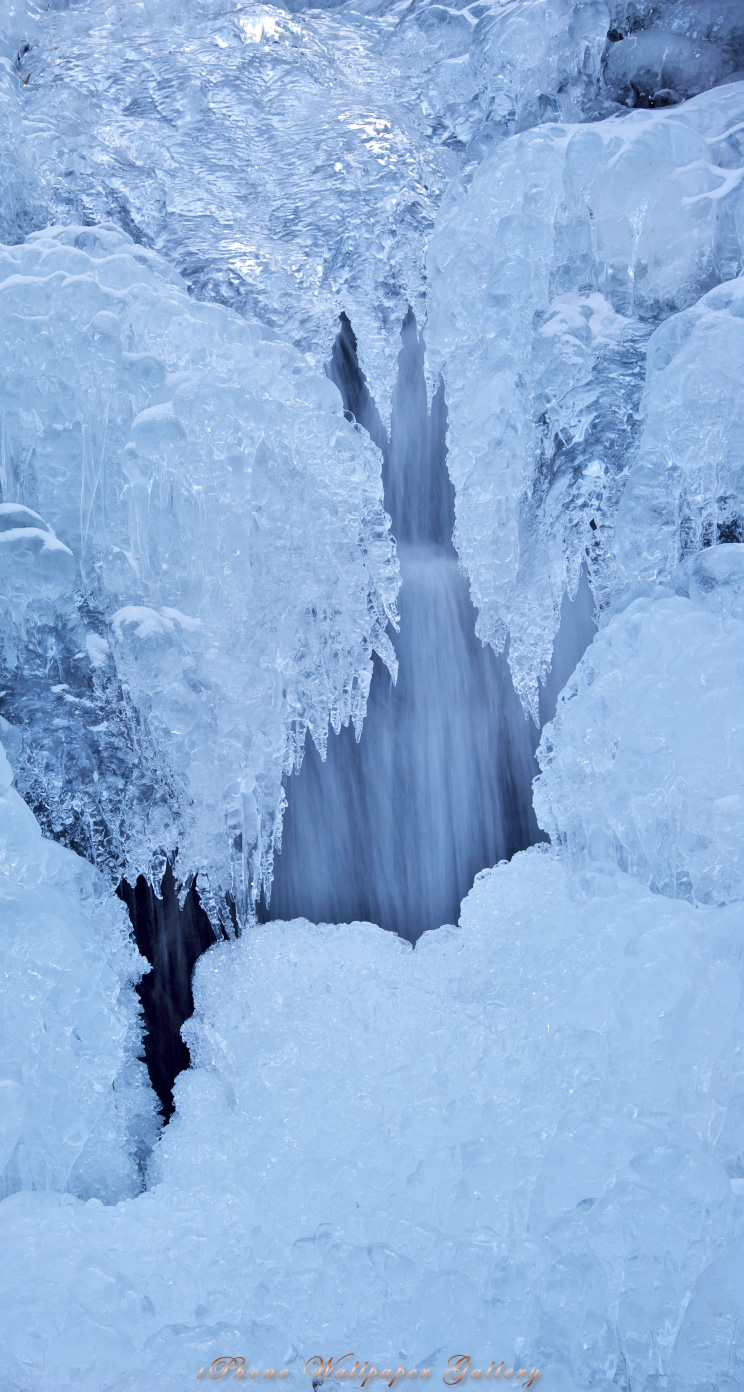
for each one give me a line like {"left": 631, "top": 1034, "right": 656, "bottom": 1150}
{"left": 3, "top": 0, "right": 744, "bottom": 1386}
{"left": 265, "top": 313, "right": 542, "bottom": 940}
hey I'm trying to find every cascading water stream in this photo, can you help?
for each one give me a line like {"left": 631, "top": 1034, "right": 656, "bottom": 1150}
{"left": 263, "top": 313, "right": 545, "bottom": 942}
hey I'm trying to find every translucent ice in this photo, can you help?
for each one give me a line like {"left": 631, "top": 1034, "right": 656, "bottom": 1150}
{"left": 603, "top": 29, "right": 726, "bottom": 107}
{"left": 614, "top": 275, "right": 744, "bottom": 595}
{"left": 11, "top": 0, "right": 683, "bottom": 412}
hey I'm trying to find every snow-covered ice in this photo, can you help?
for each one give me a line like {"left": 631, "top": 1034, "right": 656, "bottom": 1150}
{"left": 1, "top": 836, "right": 742, "bottom": 1387}
{"left": 535, "top": 561, "right": 744, "bottom": 903}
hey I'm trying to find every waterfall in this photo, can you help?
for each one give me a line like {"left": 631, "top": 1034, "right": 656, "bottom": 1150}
{"left": 263, "top": 313, "right": 545, "bottom": 942}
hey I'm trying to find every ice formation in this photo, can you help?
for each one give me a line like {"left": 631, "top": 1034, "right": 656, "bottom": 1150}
{"left": 0, "top": 224, "right": 397, "bottom": 923}
{"left": 267, "top": 313, "right": 543, "bottom": 939}
{"left": 0, "top": 0, "right": 742, "bottom": 1387}
{"left": 615, "top": 275, "right": 744, "bottom": 593}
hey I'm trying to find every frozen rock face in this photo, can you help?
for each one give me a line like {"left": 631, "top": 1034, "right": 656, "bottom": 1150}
{"left": 0, "top": 729, "right": 158, "bottom": 1204}
{"left": 534, "top": 570, "right": 744, "bottom": 905}
{"left": 0, "top": 0, "right": 39, "bottom": 244}
{"left": 0, "top": 848, "right": 742, "bottom": 1387}
{"left": 0, "top": 224, "right": 397, "bottom": 924}
{"left": 426, "top": 79, "right": 744, "bottom": 716}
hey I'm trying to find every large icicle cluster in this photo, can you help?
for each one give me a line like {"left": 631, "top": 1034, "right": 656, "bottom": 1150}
{"left": 0, "top": 224, "right": 397, "bottom": 922}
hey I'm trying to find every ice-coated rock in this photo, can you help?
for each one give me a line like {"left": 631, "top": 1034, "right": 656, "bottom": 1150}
{"left": 534, "top": 582, "right": 744, "bottom": 905}
{"left": 663, "top": 0, "right": 744, "bottom": 69}
{"left": 614, "top": 275, "right": 744, "bottom": 597}
{"left": 0, "top": 730, "right": 158, "bottom": 1204}
{"left": 0, "top": 224, "right": 397, "bottom": 923}
{"left": 0, "top": 503, "right": 75, "bottom": 604}
{"left": 603, "top": 28, "right": 726, "bottom": 107}
{"left": 391, "top": 0, "right": 611, "bottom": 158}
{"left": 0, "top": 847, "right": 741, "bottom": 1388}
{"left": 673, "top": 540, "right": 744, "bottom": 619}
{"left": 426, "top": 79, "right": 744, "bottom": 715}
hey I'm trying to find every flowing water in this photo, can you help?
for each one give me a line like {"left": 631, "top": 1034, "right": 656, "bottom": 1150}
{"left": 263, "top": 313, "right": 546, "bottom": 942}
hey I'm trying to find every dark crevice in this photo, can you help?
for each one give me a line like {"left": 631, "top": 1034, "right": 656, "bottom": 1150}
{"left": 327, "top": 312, "right": 387, "bottom": 456}
{"left": 117, "top": 866, "right": 221, "bottom": 1118}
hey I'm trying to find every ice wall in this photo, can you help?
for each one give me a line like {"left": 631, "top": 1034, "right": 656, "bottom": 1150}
{"left": 615, "top": 274, "right": 744, "bottom": 592}
{"left": 535, "top": 546, "right": 744, "bottom": 904}
{"left": 0, "top": 225, "right": 397, "bottom": 925}
{"left": 17, "top": 0, "right": 734, "bottom": 417}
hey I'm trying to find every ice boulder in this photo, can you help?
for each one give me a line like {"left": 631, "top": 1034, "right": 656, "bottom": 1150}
{"left": 0, "top": 224, "right": 398, "bottom": 924}
{"left": 673, "top": 541, "right": 744, "bottom": 619}
{"left": 391, "top": 0, "right": 611, "bottom": 156}
{"left": 0, "top": 729, "right": 158, "bottom": 1204}
{"left": 534, "top": 581, "right": 744, "bottom": 904}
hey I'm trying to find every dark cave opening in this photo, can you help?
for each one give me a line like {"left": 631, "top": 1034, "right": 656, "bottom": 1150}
{"left": 117, "top": 866, "right": 220, "bottom": 1118}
